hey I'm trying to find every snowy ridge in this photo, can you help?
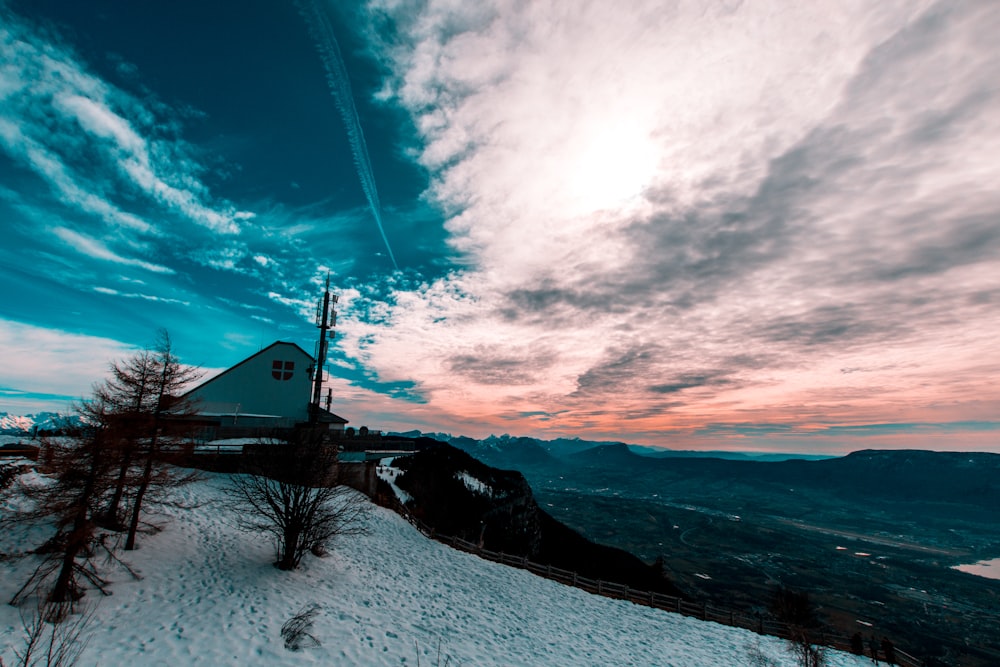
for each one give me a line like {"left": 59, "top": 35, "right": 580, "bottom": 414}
{"left": 0, "top": 414, "right": 33, "bottom": 432}
{"left": 0, "top": 411, "right": 78, "bottom": 434}
{"left": 0, "top": 473, "right": 871, "bottom": 666}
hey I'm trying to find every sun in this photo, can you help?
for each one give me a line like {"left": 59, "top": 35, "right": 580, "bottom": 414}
{"left": 565, "top": 121, "right": 659, "bottom": 214}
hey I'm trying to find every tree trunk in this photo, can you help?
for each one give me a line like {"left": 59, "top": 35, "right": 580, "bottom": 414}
{"left": 99, "top": 445, "right": 134, "bottom": 529}
{"left": 124, "top": 453, "right": 153, "bottom": 551}
{"left": 125, "top": 356, "right": 168, "bottom": 551}
{"left": 51, "top": 439, "right": 105, "bottom": 602}
{"left": 278, "top": 527, "right": 301, "bottom": 570}
{"left": 50, "top": 521, "right": 85, "bottom": 604}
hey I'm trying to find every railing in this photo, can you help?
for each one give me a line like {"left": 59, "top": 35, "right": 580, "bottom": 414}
{"left": 373, "top": 492, "right": 922, "bottom": 667}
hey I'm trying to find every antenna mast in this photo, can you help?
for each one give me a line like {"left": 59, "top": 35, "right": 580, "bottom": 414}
{"left": 311, "top": 273, "right": 337, "bottom": 421}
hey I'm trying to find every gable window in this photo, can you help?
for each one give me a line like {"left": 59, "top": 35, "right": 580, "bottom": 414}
{"left": 271, "top": 360, "right": 294, "bottom": 381}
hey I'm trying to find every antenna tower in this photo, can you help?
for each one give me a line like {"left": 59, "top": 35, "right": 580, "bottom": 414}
{"left": 311, "top": 274, "right": 338, "bottom": 420}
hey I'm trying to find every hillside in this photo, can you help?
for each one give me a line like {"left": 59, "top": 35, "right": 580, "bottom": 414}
{"left": 1, "top": 468, "right": 871, "bottom": 666}
{"left": 390, "top": 443, "right": 684, "bottom": 596}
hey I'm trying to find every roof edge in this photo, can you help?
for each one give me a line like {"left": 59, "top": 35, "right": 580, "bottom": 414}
{"left": 181, "top": 341, "right": 315, "bottom": 397}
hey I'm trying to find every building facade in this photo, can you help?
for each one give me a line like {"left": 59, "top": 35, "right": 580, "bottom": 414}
{"left": 179, "top": 341, "right": 347, "bottom": 438}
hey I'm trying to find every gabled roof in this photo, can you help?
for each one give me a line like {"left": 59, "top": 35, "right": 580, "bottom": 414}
{"left": 181, "top": 341, "right": 314, "bottom": 398}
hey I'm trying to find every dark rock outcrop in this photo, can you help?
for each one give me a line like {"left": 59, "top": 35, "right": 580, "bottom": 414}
{"left": 393, "top": 443, "right": 684, "bottom": 596}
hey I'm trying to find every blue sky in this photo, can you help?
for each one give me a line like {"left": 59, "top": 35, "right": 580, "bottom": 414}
{"left": 2, "top": 0, "right": 999, "bottom": 453}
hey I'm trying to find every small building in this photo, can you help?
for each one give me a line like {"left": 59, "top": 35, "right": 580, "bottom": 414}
{"left": 178, "top": 341, "right": 348, "bottom": 440}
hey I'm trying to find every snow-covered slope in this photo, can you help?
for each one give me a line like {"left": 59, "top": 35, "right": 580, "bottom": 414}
{"left": 0, "top": 412, "right": 77, "bottom": 434}
{"left": 0, "top": 472, "right": 870, "bottom": 666}
{"left": 0, "top": 413, "right": 34, "bottom": 433}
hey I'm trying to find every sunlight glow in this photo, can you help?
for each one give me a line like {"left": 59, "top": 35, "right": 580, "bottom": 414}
{"left": 565, "top": 123, "right": 658, "bottom": 215}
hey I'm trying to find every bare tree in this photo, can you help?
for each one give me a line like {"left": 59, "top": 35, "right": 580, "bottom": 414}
{"left": 5, "top": 601, "right": 94, "bottom": 667}
{"left": 4, "top": 399, "right": 119, "bottom": 613}
{"left": 3, "top": 330, "right": 197, "bottom": 613}
{"left": 122, "top": 331, "right": 200, "bottom": 551}
{"left": 92, "top": 349, "right": 159, "bottom": 530}
{"left": 227, "top": 428, "right": 369, "bottom": 570}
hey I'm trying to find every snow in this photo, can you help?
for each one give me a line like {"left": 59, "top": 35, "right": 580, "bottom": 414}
{"left": 0, "top": 415, "right": 33, "bottom": 432}
{"left": 456, "top": 470, "right": 492, "bottom": 496}
{"left": 0, "top": 412, "right": 78, "bottom": 434}
{"left": 376, "top": 461, "right": 412, "bottom": 504}
{"left": 1, "top": 472, "right": 872, "bottom": 666}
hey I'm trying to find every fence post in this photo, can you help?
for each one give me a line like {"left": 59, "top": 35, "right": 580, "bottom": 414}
{"left": 598, "top": 580, "right": 603, "bottom": 595}
{"left": 702, "top": 602, "right": 707, "bottom": 620}
{"left": 676, "top": 598, "right": 681, "bottom": 613}
{"left": 623, "top": 585, "right": 629, "bottom": 600}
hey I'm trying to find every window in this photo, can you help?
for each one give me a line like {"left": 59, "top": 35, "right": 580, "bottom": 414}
{"left": 271, "top": 360, "right": 294, "bottom": 381}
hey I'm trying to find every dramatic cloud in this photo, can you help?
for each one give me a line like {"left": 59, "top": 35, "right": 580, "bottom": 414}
{"left": 342, "top": 0, "right": 1000, "bottom": 448}
{"left": 2, "top": 1, "right": 998, "bottom": 453}
{"left": 0, "top": 7, "right": 248, "bottom": 268}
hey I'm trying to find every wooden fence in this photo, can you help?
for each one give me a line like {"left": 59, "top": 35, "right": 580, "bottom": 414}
{"left": 375, "top": 493, "right": 922, "bottom": 667}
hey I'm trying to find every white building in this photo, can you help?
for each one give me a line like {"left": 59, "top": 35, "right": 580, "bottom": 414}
{"left": 179, "top": 341, "right": 348, "bottom": 438}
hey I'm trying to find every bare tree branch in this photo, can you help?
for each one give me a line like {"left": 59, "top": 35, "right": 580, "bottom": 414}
{"left": 226, "top": 428, "right": 369, "bottom": 570}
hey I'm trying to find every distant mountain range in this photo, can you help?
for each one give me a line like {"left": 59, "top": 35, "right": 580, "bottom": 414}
{"left": 391, "top": 431, "right": 1000, "bottom": 515}
{"left": 0, "top": 411, "right": 80, "bottom": 435}
{"left": 390, "top": 430, "right": 834, "bottom": 463}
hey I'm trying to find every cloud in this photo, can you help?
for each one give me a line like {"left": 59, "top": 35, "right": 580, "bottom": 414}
{"left": 0, "top": 318, "right": 137, "bottom": 410}
{"left": 0, "top": 5, "right": 249, "bottom": 270}
{"left": 0, "top": 117, "right": 153, "bottom": 233}
{"left": 344, "top": 0, "right": 1000, "bottom": 444}
{"left": 92, "top": 286, "right": 190, "bottom": 306}
{"left": 53, "top": 227, "right": 174, "bottom": 274}
{"left": 446, "top": 343, "right": 553, "bottom": 385}
{"left": 2, "top": 1, "right": 998, "bottom": 452}
{"left": 54, "top": 93, "right": 244, "bottom": 234}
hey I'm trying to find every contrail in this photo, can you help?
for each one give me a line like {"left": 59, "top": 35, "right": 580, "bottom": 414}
{"left": 297, "top": 0, "right": 399, "bottom": 270}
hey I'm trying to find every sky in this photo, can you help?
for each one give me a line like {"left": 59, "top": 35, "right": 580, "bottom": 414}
{"left": 1, "top": 0, "right": 999, "bottom": 454}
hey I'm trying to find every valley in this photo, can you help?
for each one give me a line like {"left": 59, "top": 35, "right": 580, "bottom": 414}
{"left": 447, "top": 439, "right": 1000, "bottom": 667}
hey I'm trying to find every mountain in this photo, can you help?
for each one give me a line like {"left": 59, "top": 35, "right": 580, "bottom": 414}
{"left": 572, "top": 442, "right": 646, "bottom": 465}
{"left": 0, "top": 411, "right": 79, "bottom": 435}
{"left": 628, "top": 444, "right": 833, "bottom": 461}
{"left": 387, "top": 437, "right": 999, "bottom": 665}
{"left": 397, "top": 432, "right": 558, "bottom": 469}
{"left": 0, "top": 413, "right": 33, "bottom": 433}
{"left": 561, "top": 447, "right": 1000, "bottom": 511}
{"left": 390, "top": 430, "right": 831, "bottom": 464}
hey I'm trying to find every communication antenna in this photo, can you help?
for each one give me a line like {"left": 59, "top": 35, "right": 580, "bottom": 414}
{"left": 310, "top": 273, "right": 338, "bottom": 420}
